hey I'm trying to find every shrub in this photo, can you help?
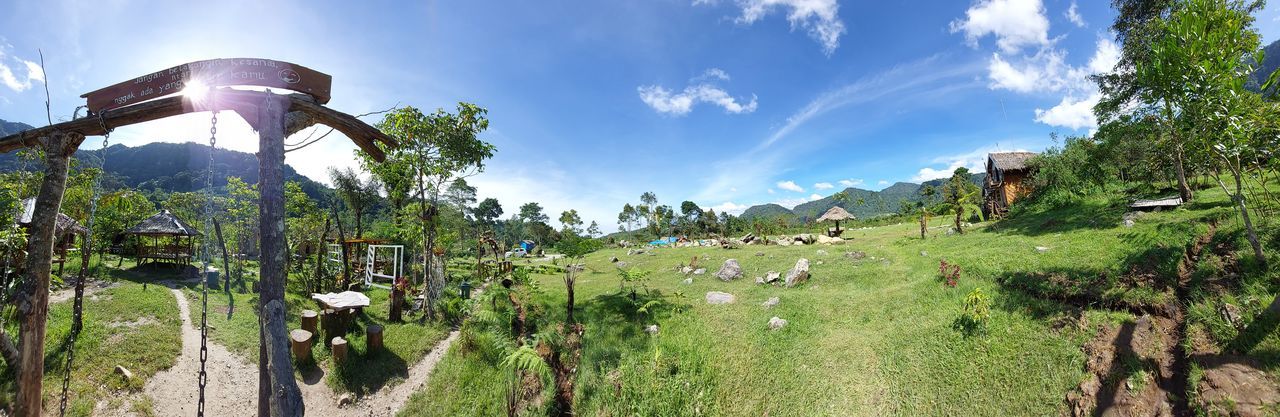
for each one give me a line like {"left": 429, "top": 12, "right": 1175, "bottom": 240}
{"left": 957, "top": 287, "right": 992, "bottom": 335}
{"left": 940, "top": 259, "right": 961, "bottom": 287}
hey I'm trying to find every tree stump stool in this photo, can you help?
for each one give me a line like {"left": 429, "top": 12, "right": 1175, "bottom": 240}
{"left": 290, "top": 329, "right": 313, "bottom": 364}
{"left": 331, "top": 337, "right": 348, "bottom": 364}
{"left": 367, "top": 325, "right": 384, "bottom": 353}
{"left": 300, "top": 310, "right": 318, "bottom": 334}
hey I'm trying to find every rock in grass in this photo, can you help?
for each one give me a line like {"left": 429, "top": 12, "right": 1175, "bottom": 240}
{"left": 1035, "top": 246, "right": 1050, "bottom": 253}
{"left": 755, "top": 276, "right": 765, "bottom": 285}
{"left": 764, "top": 271, "right": 781, "bottom": 283}
{"left": 645, "top": 324, "right": 659, "bottom": 335}
{"left": 681, "top": 266, "right": 694, "bottom": 274}
{"left": 338, "top": 393, "right": 353, "bottom": 407}
{"left": 681, "top": 278, "right": 693, "bottom": 285}
{"left": 715, "top": 259, "right": 743, "bottom": 281}
{"left": 816, "top": 249, "right": 828, "bottom": 256}
{"left": 920, "top": 251, "right": 928, "bottom": 257}
{"left": 615, "top": 261, "right": 628, "bottom": 268}
{"left": 845, "top": 251, "right": 866, "bottom": 260}
{"left": 705, "top": 291, "right": 736, "bottom": 304}
{"left": 610, "top": 256, "right": 619, "bottom": 263}
{"left": 693, "top": 268, "right": 707, "bottom": 275}
{"left": 114, "top": 365, "right": 133, "bottom": 381}
{"left": 785, "top": 259, "right": 810, "bottom": 288}
{"left": 768, "top": 316, "right": 788, "bottom": 330}
{"left": 755, "top": 251, "right": 765, "bottom": 257}
{"left": 763, "top": 297, "right": 779, "bottom": 308}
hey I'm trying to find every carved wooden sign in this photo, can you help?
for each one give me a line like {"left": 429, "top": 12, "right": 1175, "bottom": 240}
{"left": 82, "top": 58, "right": 332, "bottom": 112}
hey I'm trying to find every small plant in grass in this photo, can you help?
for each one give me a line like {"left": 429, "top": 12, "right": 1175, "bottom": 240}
{"left": 956, "top": 287, "right": 991, "bottom": 336}
{"left": 617, "top": 268, "right": 652, "bottom": 300}
{"left": 940, "top": 259, "right": 961, "bottom": 287}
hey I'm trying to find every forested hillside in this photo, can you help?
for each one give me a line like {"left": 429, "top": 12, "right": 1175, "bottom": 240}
{"left": 0, "top": 118, "right": 332, "bottom": 201}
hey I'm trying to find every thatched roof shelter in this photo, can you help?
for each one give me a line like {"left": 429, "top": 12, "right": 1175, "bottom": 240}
{"left": 17, "top": 198, "right": 87, "bottom": 237}
{"left": 816, "top": 206, "right": 855, "bottom": 222}
{"left": 987, "top": 152, "right": 1038, "bottom": 172}
{"left": 816, "top": 206, "right": 855, "bottom": 237}
{"left": 125, "top": 210, "right": 201, "bottom": 237}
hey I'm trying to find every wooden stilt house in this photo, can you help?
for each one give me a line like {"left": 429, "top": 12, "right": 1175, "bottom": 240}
{"left": 982, "top": 152, "right": 1038, "bottom": 218}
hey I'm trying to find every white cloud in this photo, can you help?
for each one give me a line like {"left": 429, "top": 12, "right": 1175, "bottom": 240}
{"left": 809, "top": 193, "right": 823, "bottom": 201}
{"left": 1087, "top": 38, "right": 1120, "bottom": 74}
{"left": 913, "top": 144, "right": 1031, "bottom": 182}
{"left": 767, "top": 188, "right": 776, "bottom": 194}
{"left": 0, "top": 53, "right": 42, "bottom": 92}
{"left": 772, "top": 197, "right": 812, "bottom": 209}
{"left": 696, "top": 68, "right": 731, "bottom": 82}
{"left": 699, "top": 0, "right": 846, "bottom": 55}
{"left": 814, "top": 182, "right": 833, "bottom": 190}
{"left": 1034, "top": 92, "right": 1100, "bottom": 130}
{"left": 776, "top": 180, "right": 804, "bottom": 192}
{"left": 710, "top": 201, "right": 750, "bottom": 215}
{"left": 951, "top": 0, "right": 1050, "bottom": 54}
{"left": 877, "top": 180, "right": 889, "bottom": 186}
{"left": 838, "top": 178, "right": 864, "bottom": 187}
{"left": 638, "top": 69, "right": 758, "bottom": 116}
{"left": 1065, "top": 1, "right": 1086, "bottom": 28}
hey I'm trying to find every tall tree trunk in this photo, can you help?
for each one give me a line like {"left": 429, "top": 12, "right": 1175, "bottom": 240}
{"left": 331, "top": 206, "right": 350, "bottom": 290}
{"left": 1226, "top": 170, "right": 1266, "bottom": 264}
{"left": 255, "top": 94, "right": 304, "bottom": 417}
{"left": 13, "top": 132, "right": 81, "bottom": 417}
{"left": 919, "top": 214, "right": 927, "bottom": 239}
{"left": 314, "top": 217, "right": 329, "bottom": 293}
{"left": 355, "top": 207, "right": 363, "bottom": 239}
{"left": 954, "top": 208, "right": 964, "bottom": 235}
{"left": 1175, "top": 145, "right": 1193, "bottom": 202}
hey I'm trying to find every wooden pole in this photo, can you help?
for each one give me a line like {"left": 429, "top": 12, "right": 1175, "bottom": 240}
{"left": 13, "top": 132, "right": 82, "bottom": 417}
{"left": 313, "top": 217, "right": 329, "bottom": 293}
{"left": 255, "top": 93, "right": 304, "bottom": 417}
{"left": 331, "top": 206, "right": 350, "bottom": 290}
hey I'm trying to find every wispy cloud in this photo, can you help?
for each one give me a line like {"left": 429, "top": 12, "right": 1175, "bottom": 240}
{"left": 813, "top": 182, "right": 833, "bottom": 190}
{"left": 711, "top": 201, "right": 750, "bottom": 215}
{"left": 697, "top": 0, "right": 846, "bottom": 55}
{"left": 776, "top": 180, "right": 804, "bottom": 192}
{"left": 758, "top": 54, "right": 981, "bottom": 150}
{"left": 638, "top": 68, "right": 757, "bottom": 115}
{"left": 1065, "top": 1, "right": 1086, "bottom": 27}
{"left": 0, "top": 48, "right": 44, "bottom": 92}
{"left": 838, "top": 179, "right": 864, "bottom": 187}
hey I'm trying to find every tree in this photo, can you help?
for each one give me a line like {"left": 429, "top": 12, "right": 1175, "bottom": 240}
{"left": 375, "top": 104, "right": 496, "bottom": 321}
{"left": 445, "top": 178, "right": 478, "bottom": 212}
{"left": 519, "top": 202, "right": 549, "bottom": 224}
{"left": 474, "top": 198, "right": 503, "bottom": 227}
{"left": 327, "top": 167, "right": 380, "bottom": 239}
{"left": 942, "top": 167, "right": 983, "bottom": 234}
{"left": 917, "top": 185, "right": 937, "bottom": 239}
{"left": 586, "top": 221, "right": 601, "bottom": 238}
{"left": 618, "top": 203, "right": 637, "bottom": 241}
{"left": 558, "top": 209, "right": 583, "bottom": 237}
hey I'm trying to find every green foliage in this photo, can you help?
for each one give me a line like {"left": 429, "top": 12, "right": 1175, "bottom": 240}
{"left": 943, "top": 167, "right": 983, "bottom": 233}
{"left": 1025, "top": 135, "right": 1106, "bottom": 208}
{"left": 956, "top": 287, "right": 992, "bottom": 336}
{"left": 554, "top": 234, "right": 603, "bottom": 259}
{"left": 617, "top": 267, "right": 652, "bottom": 298}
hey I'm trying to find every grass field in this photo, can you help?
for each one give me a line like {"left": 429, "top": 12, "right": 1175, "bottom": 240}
{"left": 407, "top": 186, "right": 1280, "bottom": 416}
{"left": 0, "top": 257, "right": 183, "bottom": 416}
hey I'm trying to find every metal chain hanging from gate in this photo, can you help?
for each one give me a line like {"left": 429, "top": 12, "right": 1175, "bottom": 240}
{"left": 197, "top": 91, "right": 218, "bottom": 417}
{"left": 58, "top": 113, "right": 112, "bottom": 416}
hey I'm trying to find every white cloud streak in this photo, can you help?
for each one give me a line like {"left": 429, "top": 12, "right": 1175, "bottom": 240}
{"left": 814, "top": 182, "right": 833, "bottom": 190}
{"left": 1066, "top": 1, "right": 1086, "bottom": 27}
{"left": 638, "top": 68, "right": 758, "bottom": 116}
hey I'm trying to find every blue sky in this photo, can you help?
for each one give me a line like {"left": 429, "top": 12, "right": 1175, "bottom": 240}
{"left": 1, "top": 0, "right": 1279, "bottom": 232}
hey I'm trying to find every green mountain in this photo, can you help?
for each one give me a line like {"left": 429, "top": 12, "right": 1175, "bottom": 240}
{"left": 0, "top": 119, "right": 332, "bottom": 201}
{"left": 1249, "top": 39, "right": 1280, "bottom": 93}
{"left": 744, "top": 173, "right": 985, "bottom": 222}
{"left": 740, "top": 203, "right": 794, "bottom": 219}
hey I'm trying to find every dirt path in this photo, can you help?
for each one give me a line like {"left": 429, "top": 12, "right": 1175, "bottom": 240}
{"left": 143, "top": 288, "right": 258, "bottom": 416}
{"left": 144, "top": 286, "right": 462, "bottom": 416}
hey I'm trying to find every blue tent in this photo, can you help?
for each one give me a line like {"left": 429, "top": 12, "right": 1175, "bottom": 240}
{"left": 648, "top": 237, "right": 677, "bottom": 246}
{"left": 519, "top": 240, "right": 535, "bottom": 252}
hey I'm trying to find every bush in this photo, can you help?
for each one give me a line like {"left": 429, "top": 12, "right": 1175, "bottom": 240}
{"left": 956, "top": 287, "right": 992, "bottom": 335}
{"left": 940, "top": 259, "right": 961, "bottom": 288}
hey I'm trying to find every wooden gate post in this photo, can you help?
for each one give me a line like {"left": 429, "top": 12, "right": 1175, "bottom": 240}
{"left": 13, "top": 132, "right": 83, "bottom": 417}
{"left": 255, "top": 93, "right": 305, "bottom": 417}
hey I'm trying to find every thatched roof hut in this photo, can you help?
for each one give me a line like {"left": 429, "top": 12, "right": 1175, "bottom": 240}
{"left": 816, "top": 206, "right": 855, "bottom": 222}
{"left": 125, "top": 210, "right": 200, "bottom": 237}
{"left": 984, "top": 151, "right": 1040, "bottom": 218}
{"left": 816, "top": 206, "right": 855, "bottom": 237}
{"left": 17, "top": 198, "right": 87, "bottom": 238}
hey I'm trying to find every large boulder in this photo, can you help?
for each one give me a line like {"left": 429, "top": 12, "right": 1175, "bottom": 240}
{"left": 794, "top": 234, "right": 816, "bottom": 245}
{"left": 705, "top": 291, "right": 736, "bottom": 305}
{"left": 784, "top": 258, "right": 810, "bottom": 287}
{"left": 715, "top": 259, "right": 743, "bottom": 281}
{"left": 762, "top": 296, "right": 780, "bottom": 308}
{"left": 816, "top": 235, "right": 845, "bottom": 244}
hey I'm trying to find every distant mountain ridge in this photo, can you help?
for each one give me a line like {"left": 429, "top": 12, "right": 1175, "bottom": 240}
{"left": 0, "top": 118, "right": 332, "bottom": 201}
{"left": 741, "top": 173, "right": 985, "bottom": 222}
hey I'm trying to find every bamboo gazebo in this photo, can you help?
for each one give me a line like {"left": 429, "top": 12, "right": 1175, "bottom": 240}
{"left": 124, "top": 209, "right": 200, "bottom": 265}
{"left": 15, "top": 198, "right": 87, "bottom": 275}
{"left": 817, "top": 206, "right": 856, "bottom": 237}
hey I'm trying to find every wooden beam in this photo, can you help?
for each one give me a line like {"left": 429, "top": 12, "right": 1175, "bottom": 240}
{"left": 0, "top": 89, "right": 397, "bottom": 160}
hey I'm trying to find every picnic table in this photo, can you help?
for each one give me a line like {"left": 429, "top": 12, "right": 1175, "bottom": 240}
{"left": 311, "top": 291, "right": 370, "bottom": 340}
